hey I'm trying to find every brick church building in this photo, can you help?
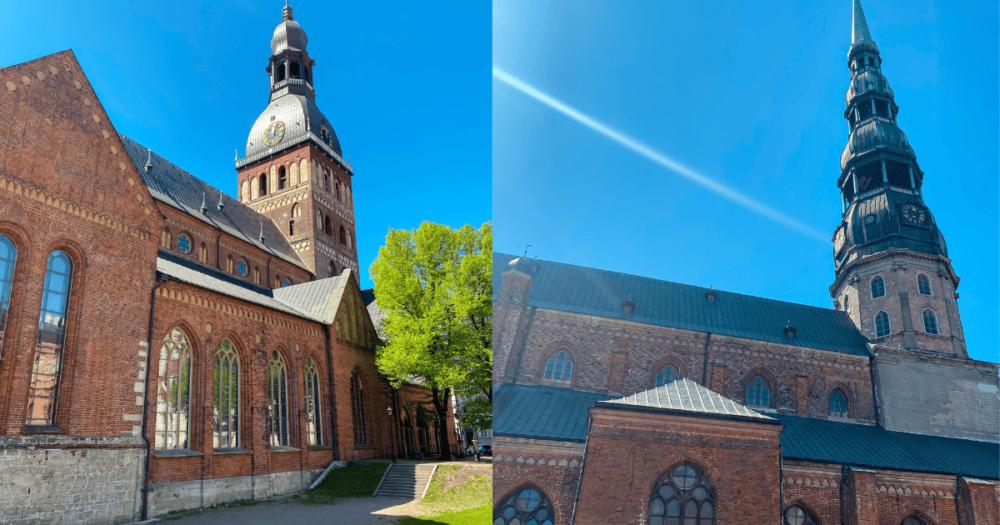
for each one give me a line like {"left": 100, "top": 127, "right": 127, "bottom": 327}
{"left": 492, "top": 2, "right": 999, "bottom": 525}
{"left": 0, "top": 4, "right": 454, "bottom": 524}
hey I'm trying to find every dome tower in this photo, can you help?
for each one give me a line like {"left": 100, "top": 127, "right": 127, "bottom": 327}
{"left": 830, "top": 0, "right": 966, "bottom": 356}
{"left": 235, "top": 2, "right": 359, "bottom": 281}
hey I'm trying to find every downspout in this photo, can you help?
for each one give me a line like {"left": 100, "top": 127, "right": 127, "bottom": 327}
{"left": 266, "top": 256, "right": 272, "bottom": 288}
{"left": 954, "top": 477, "right": 964, "bottom": 525}
{"left": 569, "top": 411, "right": 593, "bottom": 525}
{"left": 840, "top": 464, "right": 847, "bottom": 525}
{"left": 140, "top": 272, "right": 169, "bottom": 521}
{"left": 778, "top": 444, "right": 784, "bottom": 523}
{"left": 323, "top": 324, "right": 337, "bottom": 460}
{"left": 511, "top": 306, "right": 537, "bottom": 384}
{"left": 215, "top": 234, "right": 222, "bottom": 271}
{"left": 701, "top": 333, "right": 712, "bottom": 386}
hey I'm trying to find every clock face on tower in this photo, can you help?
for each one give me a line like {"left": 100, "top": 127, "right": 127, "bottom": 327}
{"left": 263, "top": 121, "right": 285, "bottom": 146}
{"left": 900, "top": 203, "right": 927, "bottom": 226}
{"left": 834, "top": 226, "right": 846, "bottom": 254}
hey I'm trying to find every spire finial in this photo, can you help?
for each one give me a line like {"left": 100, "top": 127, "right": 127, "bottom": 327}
{"left": 259, "top": 221, "right": 266, "bottom": 243}
{"left": 852, "top": 0, "right": 873, "bottom": 44}
{"left": 217, "top": 192, "right": 225, "bottom": 211}
{"left": 144, "top": 148, "right": 153, "bottom": 172}
{"left": 200, "top": 192, "right": 208, "bottom": 213}
{"left": 282, "top": 0, "right": 294, "bottom": 21}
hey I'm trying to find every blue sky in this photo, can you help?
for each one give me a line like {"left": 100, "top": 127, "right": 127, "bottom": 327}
{"left": 494, "top": 0, "right": 998, "bottom": 362}
{"left": 0, "top": 0, "right": 491, "bottom": 290}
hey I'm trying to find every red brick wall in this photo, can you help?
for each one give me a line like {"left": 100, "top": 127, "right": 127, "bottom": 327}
{"left": 959, "top": 477, "right": 1000, "bottom": 525}
{"left": 493, "top": 437, "right": 585, "bottom": 525}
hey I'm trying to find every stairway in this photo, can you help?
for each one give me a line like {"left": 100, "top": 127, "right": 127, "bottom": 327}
{"left": 374, "top": 463, "right": 437, "bottom": 499}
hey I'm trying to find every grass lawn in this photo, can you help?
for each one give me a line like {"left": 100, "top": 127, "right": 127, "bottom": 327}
{"left": 409, "top": 464, "right": 492, "bottom": 523}
{"left": 397, "top": 505, "right": 490, "bottom": 525}
{"left": 294, "top": 461, "right": 390, "bottom": 504}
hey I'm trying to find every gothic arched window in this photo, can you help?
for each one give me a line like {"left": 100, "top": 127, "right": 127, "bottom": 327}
{"left": 648, "top": 463, "right": 715, "bottom": 525}
{"left": 656, "top": 364, "right": 681, "bottom": 387}
{"left": 26, "top": 251, "right": 73, "bottom": 427}
{"left": 543, "top": 350, "right": 573, "bottom": 381}
{"left": 746, "top": 375, "right": 771, "bottom": 408}
{"left": 783, "top": 506, "right": 820, "bottom": 525}
{"left": 875, "top": 311, "right": 891, "bottom": 337}
{"left": 350, "top": 370, "right": 370, "bottom": 445}
{"left": 155, "top": 328, "right": 192, "bottom": 450}
{"left": 917, "top": 274, "right": 932, "bottom": 295}
{"left": 324, "top": 216, "right": 332, "bottom": 236}
{"left": 829, "top": 388, "right": 848, "bottom": 417}
{"left": 213, "top": 339, "right": 240, "bottom": 449}
{"left": 259, "top": 174, "right": 268, "bottom": 196}
{"left": 304, "top": 357, "right": 323, "bottom": 446}
{"left": 0, "top": 235, "right": 17, "bottom": 359}
{"left": 268, "top": 351, "right": 289, "bottom": 447}
{"left": 278, "top": 166, "right": 287, "bottom": 190}
{"left": 901, "top": 517, "right": 928, "bottom": 525}
{"left": 871, "top": 276, "right": 885, "bottom": 298}
{"left": 494, "top": 487, "right": 554, "bottom": 525}
{"left": 922, "top": 309, "right": 939, "bottom": 335}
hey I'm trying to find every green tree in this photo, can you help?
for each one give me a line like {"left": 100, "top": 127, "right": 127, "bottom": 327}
{"left": 370, "top": 221, "right": 492, "bottom": 460}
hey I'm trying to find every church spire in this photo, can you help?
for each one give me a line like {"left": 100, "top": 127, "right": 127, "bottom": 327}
{"left": 852, "top": 0, "right": 873, "bottom": 44}
{"left": 282, "top": 0, "right": 294, "bottom": 22}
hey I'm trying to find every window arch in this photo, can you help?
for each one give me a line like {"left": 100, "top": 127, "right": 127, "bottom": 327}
{"left": 746, "top": 375, "right": 771, "bottom": 408}
{"left": 648, "top": 463, "right": 715, "bottom": 525}
{"left": 871, "top": 276, "right": 885, "bottom": 298}
{"left": 160, "top": 228, "right": 172, "bottom": 249}
{"left": 299, "top": 159, "right": 308, "bottom": 182}
{"left": 198, "top": 242, "right": 207, "bottom": 263}
{"left": 917, "top": 274, "right": 932, "bottom": 295}
{"left": 291, "top": 203, "right": 301, "bottom": 218}
{"left": 324, "top": 171, "right": 330, "bottom": 193}
{"left": 783, "top": 505, "right": 820, "bottom": 525}
{"left": 324, "top": 216, "right": 332, "bottom": 236}
{"left": 253, "top": 267, "right": 261, "bottom": 285}
{"left": 655, "top": 364, "right": 682, "bottom": 387}
{"left": 26, "top": 251, "right": 74, "bottom": 427}
{"left": 289, "top": 62, "right": 300, "bottom": 79}
{"left": 350, "top": 370, "right": 370, "bottom": 445}
{"left": 843, "top": 295, "right": 851, "bottom": 315}
{"left": 494, "top": 486, "right": 554, "bottom": 525}
{"left": 304, "top": 357, "right": 322, "bottom": 446}
{"left": 902, "top": 517, "right": 929, "bottom": 525}
{"left": 278, "top": 166, "right": 287, "bottom": 190}
{"left": 335, "top": 180, "right": 341, "bottom": 200}
{"left": 829, "top": 388, "right": 848, "bottom": 417}
{"left": 275, "top": 62, "right": 286, "bottom": 82}
{"left": 226, "top": 254, "right": 234, "bottom": 273}
{"left": 339, "top": 225, "right": 347, "bottom": 245}
{"left": 213, "top": 339, "right": 240, "bottom": 449}
{"left": 875, "top": 311, "right": 891, "bottom": 337}
{"left": 267, "top": 351, "right": 289, "bottom": 447}
{"left": 154, "top": 328, "right": 192, "bottom": 450}
{"left": 258, "top": 174, "right": 268, "bottom": 196}
{"left": 0, "top": 235, "right": 17, "bottom": 360}
{"left": 922, "top": 309, "right": 939, "bottom": 335}
{"left": 543, "top": 350, "right": 573, "bottom": 381}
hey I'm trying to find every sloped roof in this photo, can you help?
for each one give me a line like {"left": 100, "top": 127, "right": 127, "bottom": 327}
{"left": 494, "top": 384, "right": 611, "bottom": 442}
{"left": 494, "top": 252, "right": 871, "bottom": 357}
{"left": 156, "top": 250, "right": 323, "bottom": 323}
{"left": 598, "top": 378, "right": 774, "bottom": 422}
{"left": 776, "top": 413, "right": 999, "bottom": 480}
{"left": 272, "top": 273, "right": 348, "bottom": 323}
{"left": 120, "top": 134, "right": 310, "bottom": 272}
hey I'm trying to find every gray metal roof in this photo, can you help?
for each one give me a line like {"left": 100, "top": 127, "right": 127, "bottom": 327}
{"left": 598, "top": 378, "right": 774, "bottom": 422}
{"left": 156, "top": 251, "right": 323, "bottom": 323}
{"left": 272, "top": 274, "right": 347, "bottom": 324}
{"left": 494, "top": 384, "right": 611, "bottom": 443}
{"left": 776, "top": 413, "right": 999, "bottom": 480}
{"left": 243, "top": 94, "right": 342, "bottom": 160}
{"left": 120, "top": 135, "right": 310, "bottom": 272}
{"left": 494, "top": 253, "right": 872, "bottom": 357}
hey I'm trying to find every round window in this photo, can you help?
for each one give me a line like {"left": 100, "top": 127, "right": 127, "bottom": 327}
{"left": 237, "top": 259, "right": 248, "bottom": 277}
{"left": 177, "top": 233, "right": 192, "bottom": 254}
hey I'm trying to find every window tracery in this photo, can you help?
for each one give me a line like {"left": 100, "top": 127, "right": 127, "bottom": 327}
{"left": 829, "top": 388, "right": 848, "bottom": 416}
{"left": 648, "top": 463, "right": 715, "bottom": 525}
{"left": 304, "top": 358, "right": 322, "bottom": 446}
{"left": 267, "top": 351, "right": 289, "bottom": 447}
{"left": 26, "top": 251, "right": 73, "bottom": 427}
{"left": 543, "top": 350, "right": 573, "bottom": 381}
{"left": 213, "top": 339, "right": 240, "bottom": 449}
{"left": 0, "top": 235, "right": 16, "bottom": 367}
{"left": 746, "top": 375, "right": 771, "bottom": 408}
{"left": 350, "top": 370, "right": 370, "bottom": 445}
{"left": 493, "top": 487, "right": 554, "bottom": 525}
{"left": 155, "top": 328, "right": 192, "bottom": 450}
{"left": 783, "top": 506, "right": 819, "bottom": 525}
{"left": 656, "top": 364, "right": 681, "bottom": 387}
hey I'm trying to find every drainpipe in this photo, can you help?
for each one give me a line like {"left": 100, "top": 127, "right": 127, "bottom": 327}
{"left": 323, "top": 324, "right": 337, "bottom": 460}
{"left": 140, "top": 272, "right": 169, "bottom": 521}
{"left": 954, "top": 477, "right": 964, "bottom": 525}
{"left": 215, "top": 234, "right": 222, "bottom": 271}
{"left": 840, "top": 464, "right": 847, "bottom": 525}
{"left": 868, "top": 352, "right": 882, "bottom": 427}
{"left": 778, "top": 444, "right": 784, "bottom": 523}
{"left": 701, "top": 333, "right": 712, "bottom": 386}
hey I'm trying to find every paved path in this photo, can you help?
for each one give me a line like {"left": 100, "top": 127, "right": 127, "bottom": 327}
{"left": 162, "top": 496, "right": 423, "bottom": 524}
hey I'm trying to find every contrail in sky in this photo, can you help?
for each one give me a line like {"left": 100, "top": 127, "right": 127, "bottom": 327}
{"left": 493, "top": 66, "right": 829, "bottom": 243}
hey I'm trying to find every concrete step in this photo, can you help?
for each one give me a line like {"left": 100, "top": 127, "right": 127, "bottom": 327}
{"left": 375, "top": 463, "right": 438, "bottom": 498}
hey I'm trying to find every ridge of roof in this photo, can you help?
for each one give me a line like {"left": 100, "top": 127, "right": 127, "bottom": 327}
{"left": 598, "top": 378, "right": 775, "bottom": 422}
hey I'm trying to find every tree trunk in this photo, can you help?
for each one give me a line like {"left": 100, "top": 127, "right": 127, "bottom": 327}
{"left": 430, "top": 385, "right": 452, "bottom": 460}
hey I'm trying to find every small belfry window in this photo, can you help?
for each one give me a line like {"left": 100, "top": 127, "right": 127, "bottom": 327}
{"left": 922, "top": 309, "right": 939, "bottom": 335}
{"left": 917, "top": 274, "right": 932, "bottom": 295}
{"left": 339, "top": 226, "right": 347, "bottom": 245}
{"left": 259, "top": 174, "right": 268, "bottom": 196}
{"left": 902, "top": 517, "right": 928, "bottom": 525}
{"left": 267, "top": 351, "right": 289, "bottom": 447}
{"left": 829, "top": 388, "right": 848, "bottom": 417}
{"left": 154, "top": 328, "right": 192, "bottom": 450}
{"left": 783, "top": 506, "right": 820, "bottom": 525}
{"left": 213, "top": 339, "right": 240, "bottom": 449}
{"left": 746, "top": 375, "right": 770, "bottom": 408}
{"left": 0, "top": 235, "right": 17, "bottom": 362}
{"left": 290, "top": 62, "right": 300, "bottom": 79}
{"left": 648, "top": 463, "right": 715, "bottom": 525}
{"left": 26, "top": 251, "right": 73, "bottom": 427}
{"left": 278, "top": 166, "right": 287, "bottom": 190}
{"left": 304, "top": 357, "right": 322, "bottom": 446}
{"left": 875, "top": 311, "right": 891, "bottom": 337}
{"left": 871, "top": 276, "right": 885, "bottom": 298}
{"left": 275, "top": 62, "right": 286, "bottom": 82}
{"left": 543, "top": 351, "right": 573, "bottom": 381}
{"left": 494, "top": 487, "right": 555, "bottom": 525}
{"left": 350, "top": 371, "right": 370, "bottom": 446}
{"left": 656, "top": 364, "right": 681, "bottom": 387}
{"left": 324, "top": 216, "right": 332, "bottom": 236}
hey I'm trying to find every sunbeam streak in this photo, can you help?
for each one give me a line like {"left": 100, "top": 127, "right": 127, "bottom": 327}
{"left": 493, "top": 66, "right": 829, "bottom": 242}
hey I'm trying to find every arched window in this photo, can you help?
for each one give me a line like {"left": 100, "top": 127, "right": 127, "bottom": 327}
{"left": 259, "top": 174, "right": 268, "bottom": 196}
{"left": 339, "top": 226, "right": 347, "bottom": 245}
{"left": 290, "top": 62, "right": 300, "bottom": 79}
{"left": 350, "top": 370, "right": 370, "bottom": 445}
{"left": 278, "top": 166, "right": 287, "bottom": 190}
{"left": 648, "top": 463, "right": 715, "bottom": 525}
{"left": 299, "top": 159, "right": 309, "bottom": 182}
{"left": 291, "top": 203, "right": 301, "bottom": 218}
{"left": 922, "top": 309, "right": 939, "bottom": 335}
{"left": 324, "top": 172, "right": 330, "bottom": 193}
{"left": 746, "top": 375, "right": 770, "bottom": 408}
{"left": 335, "top": 181, "right": 341, "bottom": 200}
{"left": 656, "top": 364, "right": 681, "bottom": 387}
{"left": 304, "top": 357, "right": 322, "bottom": 446}
{"left": 917, "top": 274, "right": 932, "bottom": 295}
{"left": 267, "top": 351, "right": 289, "bottom": 447}
{"left": 198, "top": 242, "right": 208, "bottom": 263}
{"left": 783, "top": 506, "right": 820, "bottom": 525}
{"left": 0, "top": 235, "right": 18, "bottom": 358}
{"left": 543, "top": 351, "right": 573, "bottom": 381}
{"left": 325, "top": 216, "right": 332, "bottom": 236}
{"left": 347, "top": 230, "right": 353, "bottom": 249}
{"left": 283, "top": 278, "right": 291, "bottom": 288}
{"left": 289, "top": 220, "right": 295, "bottom": 236}
{"left": 875, "top": 311, "right": 891, "bottom": 337}
{"left": 161, "top": 229, "right": 172, "bottom": 249}
{"left": 253, "top": 267, "right": 260, "bottom": 285}
{"left": 154, "top": 328, "right": 192, "bottom": 450}
{"left": 494, "top": 486, "right": 555, "bottom": 525}
{"left": 226, "top": 254, "right": 234, "bottom": 273}
{"left": 275, "top": 62, "right": 286, "bottom": 82}
{"left": 902, "top": 517, "right": 928, "bottom": 525}
{"left": 829, "top": 388, "right": 848, "bottom": 417}
{"left": 27, "top": 251, "right": 74, "bottom": 427}
{"left": 871, "top": 276, "right": 885, "bottom": 298}
{"left": 213, "top": 339, "right": 240, "bottom": 449}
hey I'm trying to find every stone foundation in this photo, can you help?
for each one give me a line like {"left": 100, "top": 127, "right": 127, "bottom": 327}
{"left": 147, "top": 467, "right": 327, "bottom": 517}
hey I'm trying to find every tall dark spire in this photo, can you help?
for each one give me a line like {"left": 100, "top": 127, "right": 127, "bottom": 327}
{"left": 852, "top": 0, "right": 873, "bottom": 44}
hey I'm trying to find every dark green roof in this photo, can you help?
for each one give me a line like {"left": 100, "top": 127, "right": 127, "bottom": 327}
{"left": 494, "top": 252, "right": 872, "bottom": 357}
{"left": 494, "top": 384, "right": 611, "bottom": 442}
{"left": 776, "top": 414, "right": 999, "bottom": 480}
